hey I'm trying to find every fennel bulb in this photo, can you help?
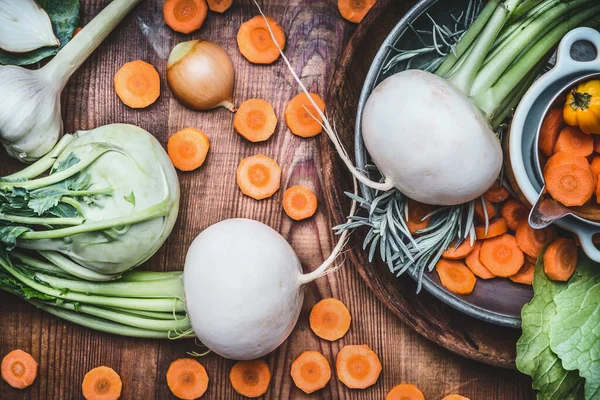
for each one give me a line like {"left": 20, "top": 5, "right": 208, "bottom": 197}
{"left": 0, "top": 0, "right": 141, "bottom": 162}
{"left": 0, "top": 0, "right": 59, "bottom": 53}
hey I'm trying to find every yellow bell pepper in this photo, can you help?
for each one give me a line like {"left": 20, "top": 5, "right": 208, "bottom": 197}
{"left": 563, "top": 79, "right": 600, "bottom": 135}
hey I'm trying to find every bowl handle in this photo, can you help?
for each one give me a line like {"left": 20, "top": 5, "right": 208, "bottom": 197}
{"left": 554, "top": 27, "right": 600, "bottom": 74}
{"left": 575, "top": 226, "right": 600, "bottom": 263}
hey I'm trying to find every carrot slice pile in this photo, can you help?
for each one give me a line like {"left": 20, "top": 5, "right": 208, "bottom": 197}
{"left": 337, "top": 0, "right": 377, "bottom": 23}
{"left": 236, "top": 154, "right": 281, "bottom": 200}
{"left": 591, "top": 155, "right": 600, "bottom": 178}
{"left": 544, "top": 238, "right": 578, "bottom": 282}
{"left": 442, "top": 239, "right": 475, "bottom": 260}
{"left": 285, "top": 93, "right": 326, "bottom": 138}
{"left": 309, "top": 298, "right": 351, "bottom": 341}
{"left": 290, "top": 351, "right": 331, "bottom": 394}
{"left": 435, "top": 259, "right": 477, "bottom": 295}
{"left": 114, "top": 60, "right": 160, "bottom": 109}
{"left": 206, "top": 0, "right": 232, "bottom": 13}
{"left": 553, "top": 126, "right": 594, "bottom": 157}
{"left": 543, "top": 152, "right": 596, "bottom": 206}
{"left": 336, "top": 345, "right": 382, "bottom": 389}
{"left": 539, "top": 108, "right": 565, "bottom": 157}
{"left": 234, "top": 99, "right": 277, "bottom": 142}
{"left": 168, "top": 128, "right": 210, "bottom": 171}
{"left": 515, "top": 221, "right": 556, "bottom": 258}
{"left": 166, "top": 358, "right": 209, "bottom": 400}
{"left": 81, "top": 366, "right": 122, "bottom": 400}
{"left": 595, "top": 136, "right": 600, "bottom": 153}
{"left": 163, "top": 0, "right": 208, "bottom": 34}
{"left": 406, "top": 199, "right": 434, "bottom": 234}
{"left": 479, "top": 234, "right": 524, "bottom": 277}
{"left": 386, "top": 384, "right": 425, "bottom": 400}
{"left": 230, "top": 359, "right": 271, "bottom": 398}
{"left": 237, "top": 16, "right": 286, "bottom": 64}
{"left": 509, "top": 262, "right": 534, "bottom": 285}
{"left": 475, "top": 218, "right": 508, "bottom": 239}
{"left": 465, "top": 242, "right": 495, "bottom": 279}
{"left": 500, "top": 199, "right": 528, "bottom": 231}
{"left": 283, "top": 186, "right": 318, "bottom": 221}
{"left": 442, "top": 395, "right": 471, "bottom": 400}
{"left": 1, "top": 349, "right": 37, "bottom": 389}
{"left": 474, "top": 198, "right": 496, "bottom": 222}
{"left": 484, "top": 182, "right": 510, "bottom": 203}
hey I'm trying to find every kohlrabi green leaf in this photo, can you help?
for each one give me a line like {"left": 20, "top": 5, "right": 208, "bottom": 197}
{"left": 550, "top": 258, "right": 600, "bottom": 400}
{"left": 0, "top": 225, "right": 31, "bottom": 250}
{"left": 124, "top": 191, "right": 136, "bottom": 206}
{"left": 0, "top": 0, "right": 80, "bottom": 66}
{"left": 516, "top": 261, "right": 585, "bottom": 400}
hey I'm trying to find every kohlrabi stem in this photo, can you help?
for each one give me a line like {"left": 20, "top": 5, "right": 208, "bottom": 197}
{"left": 495, "top": 0, "right": 559, "bottom": 47}
{"left": 10, "top": 252, "right": 71, "bottom": 277}
{"left": 106, "top": 307, "right": 185, "bottom": 320}
{"left": 436, "top": 0, "right": 501, "bottom": 77}
{"left": 0, "top": 214, "right": 84, "bottom": 226}
{"left": 446, "top": 0, "right": 522, "bottom": 94}
{"left": 37, "top": 251, "right": 122, "bottom": 282}
{"left": 473, "top": 6, "right": 600, "bottom": 119}
{"left": 117, "top": 271, "right": 183, "bottom": 282}
{"left": 40, "top": 0, "right": 142, "bottom": 87}
{"left": 508, "top": 0, "right": 551, "bottom": 24}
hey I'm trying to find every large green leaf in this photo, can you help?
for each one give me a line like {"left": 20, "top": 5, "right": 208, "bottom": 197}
{"left": 516, "top": 261, "right": 584, "bottom": 400}
{"left": 0, "top": 0, "right": 80, "bottom": 66}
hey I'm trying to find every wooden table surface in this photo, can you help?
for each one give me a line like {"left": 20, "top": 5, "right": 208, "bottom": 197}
{"left": 0, "top": 1, "right": 536, "bottom": 399}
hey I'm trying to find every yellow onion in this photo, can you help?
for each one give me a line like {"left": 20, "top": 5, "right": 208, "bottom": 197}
{"left": 167, "top": 40, "right": 236, "bottom": 112}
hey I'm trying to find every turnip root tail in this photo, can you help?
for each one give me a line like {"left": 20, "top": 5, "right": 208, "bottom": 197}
{"left": 252, "top": 0, "right": 394, "bottom": 193}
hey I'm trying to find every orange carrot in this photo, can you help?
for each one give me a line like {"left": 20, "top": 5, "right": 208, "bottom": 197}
{"left": 81, "top": 366, "right": 122, "bottom": 400}
{"left": 1, "top": 350, "right": 37, "bottom": 389}
{"left": 206, "top": 0, "right": 232, "bottom": 13}
{"left": 336, "top": 345, "right": 382, "bottom": 389}
{"left": 114, "top": 60, "right": 160, "bottom": 109}
{"left": 500, "top": 199, "right": 528, "bottom": 231}
{"left": 234, "top": 99, "right": 277, "bottom": 142}
{"left": 72, "top": 27, "right": 83, "bottom": 38}
{"left": 163, "top": 0, "right": 208, "bottom": 34}
{"left": 283, "top": 186, "right": 318, "bottom": 221}
{"left": 406, "top": 199, "right": 435, "bottom": 234}
{"left": 525, "top": 254, "right": 538, "bottom": 265}
{"left": 237, "top": 16, "right": 285, "bottom": 64}
{"left": 465, "top": 242, "right": 495, "bottom": 279}
{"left": 515, "top": 220, "right": 556, "bottom": 258}
{"left": 543, "top": 238, "right": 578, "bottom": 282}
{"left": 442, "top": 396, "right": 470, "bottom": 400}
{"left": 595, "top": 135, "right": 600, "bottom": 153}
{"left": 509, "top": 262, "right": 534, "bottom": 285}
{"left": 442, "top": 239, "right": 475, "bottom": 260}
{"left": 290, "top": 351, "right": 331, "bottom": 394}
{"left": 166, "top": 358, "right": 209, "bottom": 400}
{"left": 386, "top": 384, "right": 425, "bottom": 400}
{"left": 309, "top": 298, "right": 351, "bottom": 341}
{"left": 474, "top": 197, "right": 496, "bottom": 223}
{"left": 479, "top": 234, "right": 524, "bottom": 277}
{"left": 553, "top": 126, "right": 594, "bottom": 157}
{"left": 475, "top": 218, "right": 508, "bottom": 239}
{"left": 591, "top": 155, "right": 600, "bottom": 178}
{"left": 236, "top": 154, "right": 281, "bottom": 200}
{"left": 337, "top": 0, "right": 377, "bottom": 23}
{"left": 484, "top": 182, "right": 510, "bottom": 203}
{"left": 230, "top": 359, "right": 271, "bottom": 398}
{"left": 435, "top": 259, "right": 477, "bottom": 295}
{"left": 285, "top": 93, "right": 326, "bottom": 138}
{"left": 539, "top": 108, "right": 565, "bottom": 157}
{"left": 168, "top": 128, "right": 210, "bottom": 171}
{"left": 544, "top": 152, "right": 596, "bottom": 207}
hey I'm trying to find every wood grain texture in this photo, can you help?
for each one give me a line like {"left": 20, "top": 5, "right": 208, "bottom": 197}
{"left": 0, "top": 1, "right": 534, "bottom": 399}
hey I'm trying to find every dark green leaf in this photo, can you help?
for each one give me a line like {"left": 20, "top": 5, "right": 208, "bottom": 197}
{"left": 48, "top": 203, "right": 78, "bottom": 218}
{"left": 0, "top": 225, "right": 31, "bottom": 250}
{"left": 0, "top": 0, "right": 80, "bottom": 66}
{"left": 52, "top": 153, "right": 80, "bottom": 174}
{"left": 28, "top": 188, "right": 65, "bottom": 215}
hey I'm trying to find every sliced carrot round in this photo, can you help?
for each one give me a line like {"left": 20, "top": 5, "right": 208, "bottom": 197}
{"left": 442, "top": 395, "right": 471, "bottom": 400}
{"left": 168, "top": 128, "right": 210, "bottom": 171}
{"left": 81, "top": 366, "right": 122, "bottom": 400}
{"left": 591, "top": 155, "right": 600, "bottom": 178}
{"left": 500, "top": 199, "right": 528, "bottom": 231}
{"left": 484, "top": 182, "right": 510, "bottom": 203}
{"left": 166, "top": 358, "right": 208, "bottom": 400}
{"left": 206, "top": 0, "right": 232, "bottom": 13}
{"left": 290, "top": 351, "right": 331, "bottom": 394}
{"left": 237, "top": 16, "right": 285, "bottom": 64}
{"left": 283, "top": 186, "right": 318, "bottom": 221}
{"left": 475, "top": 218, "right": 508, "bottom": 239}
{"left": 309, "top": 298, "right": 351, "bottom": 341}
{"left": 114, "top": 60, "right": 160, "bottom": 109}
{"left": 544, "top": 152, "right": 596, "bottom": 207}
{"left": 479, "top": 234, "right": 524, "bottom": 277}
{"left": 435, "top": 259, "right": 477, "bottom": 295}
{"left": 509, "top": 262, "right": 534, "bottom": 285}
{"left": 335, "top": 345, "right": 382, "bottom": 389}
{"left": 515, "top": 220, "right": 556, "bottom": 259}
{"left": 544, "top": 238, "right": 578, "bottom": 282}
{"left": 234, "top": 99, "right": 277, "bottom": 142}
{"left": 1, "top": 349, "right": 38, "bottom": 389}
{"left": 465, "top": 242, "right": 495, "bottom": 279}
{"left": 474, "top": 197, "right": 496, "bottom": 223}
{"left": 539, "top": 108, "right": 565, "bottom": 157}
{"left": 386, "top": 383, "right": 425, "bottom": 400}
{"left": 163, "top": 0, "right": 208, "bottom": 34}
{"left": 406, "top": 199, "right": 435, "bottom": 234}
{"left": 236, "top": 154, "right": 281, "bottom": 200}
{"left": 442, "top": 239, "right": 475, "bottom": 260}
{"left": 337, "top": 0, "right": 377, "bottom": 23}
{"left": 553, "top": 126, "right": 593, "bottom": 157}
{"left": 229, "top": 359, "right": 271, "bottom": 398}
{"left": 285, "top": 93, "right": 326, "bottom": 138}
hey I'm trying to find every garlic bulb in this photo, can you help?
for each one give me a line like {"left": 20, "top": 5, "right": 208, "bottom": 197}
{"left": 0, "top": 0, "right": 141, "bottom": 163}
{"left": 0, "top": 0, "right": 59, "bottom": 53}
